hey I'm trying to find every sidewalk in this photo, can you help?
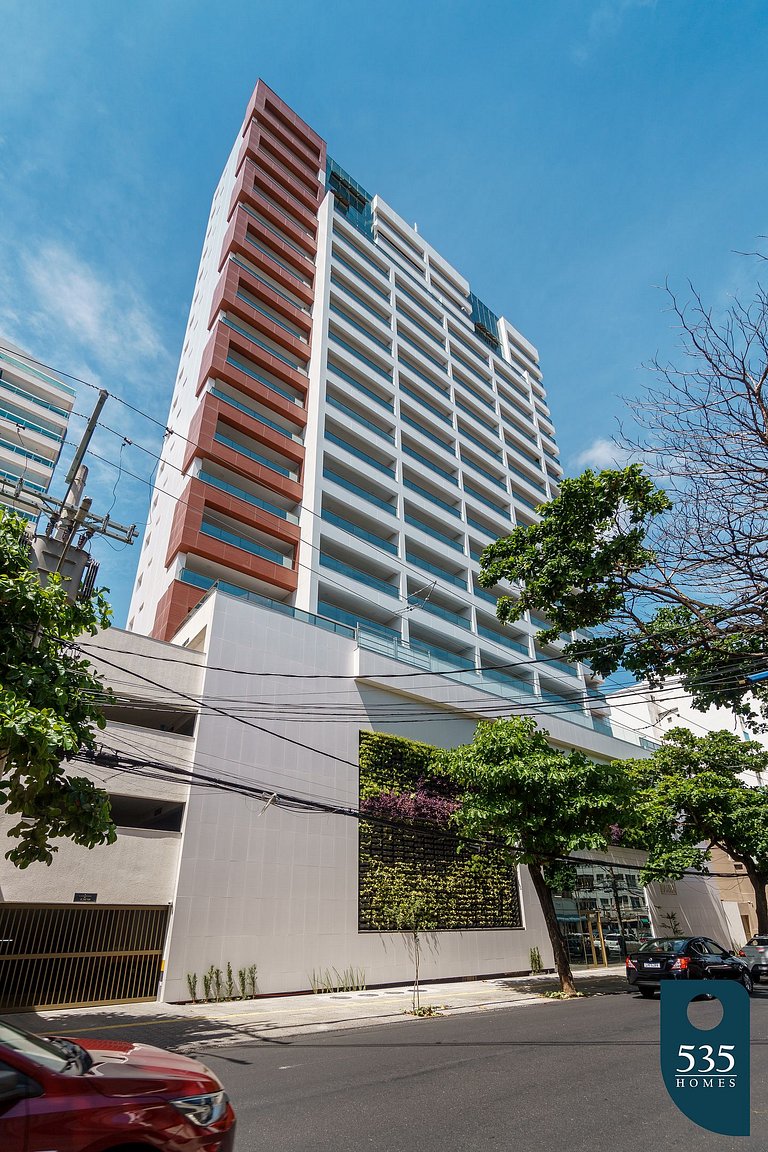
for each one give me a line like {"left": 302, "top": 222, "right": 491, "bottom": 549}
{"left": 10, "top": 966, "right": 630, "bottom": 1052}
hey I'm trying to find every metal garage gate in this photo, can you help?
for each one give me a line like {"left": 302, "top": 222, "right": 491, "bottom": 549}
{"left": 0, "top": 903, "right": 171, "bottom": 1011}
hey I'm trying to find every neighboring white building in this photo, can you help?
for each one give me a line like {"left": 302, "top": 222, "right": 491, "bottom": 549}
{"left": 607, "top": 680, "right": 765, "bottom": 757}
{"left": 0, "top": 342, "right": 74, "bottom": 520}
{"left": 0, "top": 627, "right": 204, "bottom": 1011}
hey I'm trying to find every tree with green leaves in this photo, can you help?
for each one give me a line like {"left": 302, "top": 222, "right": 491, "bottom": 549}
{"left": 439, "top": 717, "right": 632, "bottom": 996}
{"left": 0, "top": 510, "right": 115, "bottom": 867}
{"left": 622, "top": 727, "right": 768, "bottom": 932}
{"left": 479, "top": 273, "right": 768, "bottom": 725}
{"left": 365, "top": 863, "right": 442, "bottom": 1013}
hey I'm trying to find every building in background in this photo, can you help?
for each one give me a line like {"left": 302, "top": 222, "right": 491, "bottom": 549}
{"left": 126, "top": 79, "right": 615, "bottom": 736}
{"left": 0, "top": 626, "right": 203, "bottom": 1011}
{"left": 0, "top": 342, "right": 75, "bottom": 520}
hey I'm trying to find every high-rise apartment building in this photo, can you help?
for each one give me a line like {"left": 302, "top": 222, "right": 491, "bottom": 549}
{"left": 0, "top": 343, "right": 74, "bottom": 520}
{"left": 129, "top": 80, "right": 603, "bottom": 726}
{"left": 6, "top": 84, "right": 731, "bottom": 1002}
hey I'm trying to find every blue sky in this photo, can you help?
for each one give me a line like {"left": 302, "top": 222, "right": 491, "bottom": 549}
{"left": 2, "top": 0, "right": 767, "bottom": 625}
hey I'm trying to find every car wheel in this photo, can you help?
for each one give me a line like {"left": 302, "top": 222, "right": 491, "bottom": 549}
{"left": 639, "top": 987, "right": 656, "bottom": 999}
{"left": 739, "top": 970, "right": 754, "bottom": 995}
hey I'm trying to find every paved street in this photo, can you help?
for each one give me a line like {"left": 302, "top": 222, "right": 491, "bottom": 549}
{"left": 13, "top": 978, "right": 768, "bottom": 1151}
{"left": 191, "top": 992, "right": 768, "bottom": 1152}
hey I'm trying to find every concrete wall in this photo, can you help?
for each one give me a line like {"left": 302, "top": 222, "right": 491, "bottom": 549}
{"left": 163, "top": 591, "right": 555, "bottom": 1000}
{"left": 0, "top": 823, "right": 181, "bottom": 905}
{"left": 0, "top": 627, "right": 202, "bottom": 911}
{"left": 647, "top": 875, "right": 733, "bottom": 947}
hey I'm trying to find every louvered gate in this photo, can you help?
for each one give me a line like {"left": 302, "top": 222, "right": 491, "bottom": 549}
{"left": 0, "top": 903, "right": 170, "bottom": 1010}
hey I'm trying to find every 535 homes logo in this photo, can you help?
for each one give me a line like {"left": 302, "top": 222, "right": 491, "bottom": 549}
{"left": 660, "top": 982, "right": 750, "bottom": 1136}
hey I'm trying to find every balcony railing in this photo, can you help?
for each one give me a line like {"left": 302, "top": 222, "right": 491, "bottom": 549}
{"left": 325, "top": 430, "right": 396, "bottom": 478}
{"left": 319, "top": 553, "right": 399, "bottom": 598}
{"left": 327, "top": 358, "right": 394, "bottom": 411}
{"left": 401, "top": 444, "right": 458, "bottom": 485}
{"left": 211, "top": 387, "right": 302, "bottom": 443}
{"left": 321, "top": 508, "right": 398, "bottom": 554}
{"left": 323, "top": 466, "right": 397, "bottom": 514}
{"left": 477, "top": 624, "right": 529, "bottom": 655}
{"left": 404, "top": 511, "right": 464, "bottom": 553}
{"left": 414, "top": 599, "right": 471, "bottom": 629}
{"left": 400, "top": 410, "right": 455, "bottom": 452}
{"left": 199, "top": 470, "right": 298, "bottom": 523}
{"left": 214, "top": 432, "right": 298, "bottom": 481}
{"left": 178, "top": 568, "right": 356, "bottom": 637}
{"left": 405, "top": 551, "right": 467, "bottom": 590}
{"left": 200, "top": 520, "right": 292, "bottom": 567}
{"left": 326, "top": 394, "right": 395, "bottom": 443}
{"left": 403, "top": 476, "right": 461, "bottom": 517}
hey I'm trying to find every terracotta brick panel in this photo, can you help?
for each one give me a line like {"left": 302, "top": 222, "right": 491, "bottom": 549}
{"left": 230, "top": 161, "right": 317, "bottom": 256}
{"left": 153, "top": 581, "right": 206, "bottom": 642}
{"left": 236, "top": 206, "right": 316, "bottom": 282}
{"left": 196, "top": 326, "right": 308, "bottom": 428}
{"left": 243, "top": 81, "right": 325, "bottom": 162}
{"left": 213, "top": 254, "right": 312, "bottom": 338}
{"left": 237, "top": 120, "right": 320, "bottom": 214}
{"left": 182, "top": 395, "right": 303, "bottom": 504}
{"left": 201, "top": 295, "right": 310, "bottom": 396}
{"left": 251, "top": 166, "right": 319, "bottom": 233}
{"left": 219, "top": 211, "right": 314, "bottom": 308}
{"left": 184, "top": 390, "right": 303, "bottom": 465}
{"left": 210, "top": 269, "right": 311, "bottom": 368}
{"left": 192, "top": 477, "right": 299, "bottom": 547}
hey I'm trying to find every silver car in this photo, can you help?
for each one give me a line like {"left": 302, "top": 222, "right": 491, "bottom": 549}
{"left": 738, "top": 935, "right": 768, "bottom": 982}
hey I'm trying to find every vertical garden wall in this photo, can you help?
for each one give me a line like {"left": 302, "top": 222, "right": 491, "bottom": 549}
{"left": 358, "top": 731, "right": 522, "bottom": 931}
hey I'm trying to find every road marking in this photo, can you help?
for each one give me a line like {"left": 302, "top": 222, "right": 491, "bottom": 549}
{"left": 46, "top": 1017, "right": 189, "bottom": 1034}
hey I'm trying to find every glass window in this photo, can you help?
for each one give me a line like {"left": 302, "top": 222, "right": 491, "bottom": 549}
{"left": 638, "top": 938, "right": 688, "bottom": 953}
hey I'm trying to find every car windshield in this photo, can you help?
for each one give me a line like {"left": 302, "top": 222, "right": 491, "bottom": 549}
{"left": 638, "top": 938, "right": 688, "bottom": 953}
{"left": 0, "top": 1019, "right": 70, "bottom": 1072}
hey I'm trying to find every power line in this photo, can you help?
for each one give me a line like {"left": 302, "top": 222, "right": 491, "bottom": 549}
{"left": 76, "top": 741, "right": 755, "bottom": 883}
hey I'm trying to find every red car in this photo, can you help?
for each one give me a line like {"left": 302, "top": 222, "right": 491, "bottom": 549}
{"left": 0, "top": 1017, "right": 236, "bottom": 1151}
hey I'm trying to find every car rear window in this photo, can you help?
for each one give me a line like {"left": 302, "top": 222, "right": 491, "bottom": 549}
{"left": 748, "top": 936, "right": 768, "bottom": 946}
{"left": 638, "top": 938, "right": 688, "bottom": 953}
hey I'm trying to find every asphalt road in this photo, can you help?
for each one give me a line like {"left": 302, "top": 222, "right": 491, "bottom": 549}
{"left": 193, "top": 992, "right": 768, "bottom": 1152}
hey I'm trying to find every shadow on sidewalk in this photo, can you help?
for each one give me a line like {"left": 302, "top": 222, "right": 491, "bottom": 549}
{"left": 492, "top": 972, "right": 629, "bottom": 997}
{"left": 4, "top": 1007, "right": 295, "bottom": 1052}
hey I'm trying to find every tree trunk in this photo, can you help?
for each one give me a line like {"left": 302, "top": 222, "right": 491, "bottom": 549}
{"left": 745, "top": 862, "right": 768, "bottom": 934}
{"left": 527, "top": 861, "right": 578, "bottom": 996}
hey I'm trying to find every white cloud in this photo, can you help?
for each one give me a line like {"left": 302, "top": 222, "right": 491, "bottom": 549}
{"left": 572, "top": 0, "right": 656, "bottom": 64}
{"left": 573, "top": 437, "right": 630, "bottom": 470}
{"left": 19, "top": 242, "right": 166, "bottom": 374}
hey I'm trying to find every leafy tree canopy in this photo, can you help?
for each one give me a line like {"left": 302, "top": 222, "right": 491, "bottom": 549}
{"left": 0, "top": 511, "right": 115, "bottom": 866}
{"left": 622, "top": 727, "right": 768, "bottom": 932}
{"left": 438, "top": 717, "right": 632, "bottom": 994}
{"left": 480, "top": 272, "right": 768, "bottom": 724}
{"left": 438, "top": 716, "right": 631, "bottom": 863}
